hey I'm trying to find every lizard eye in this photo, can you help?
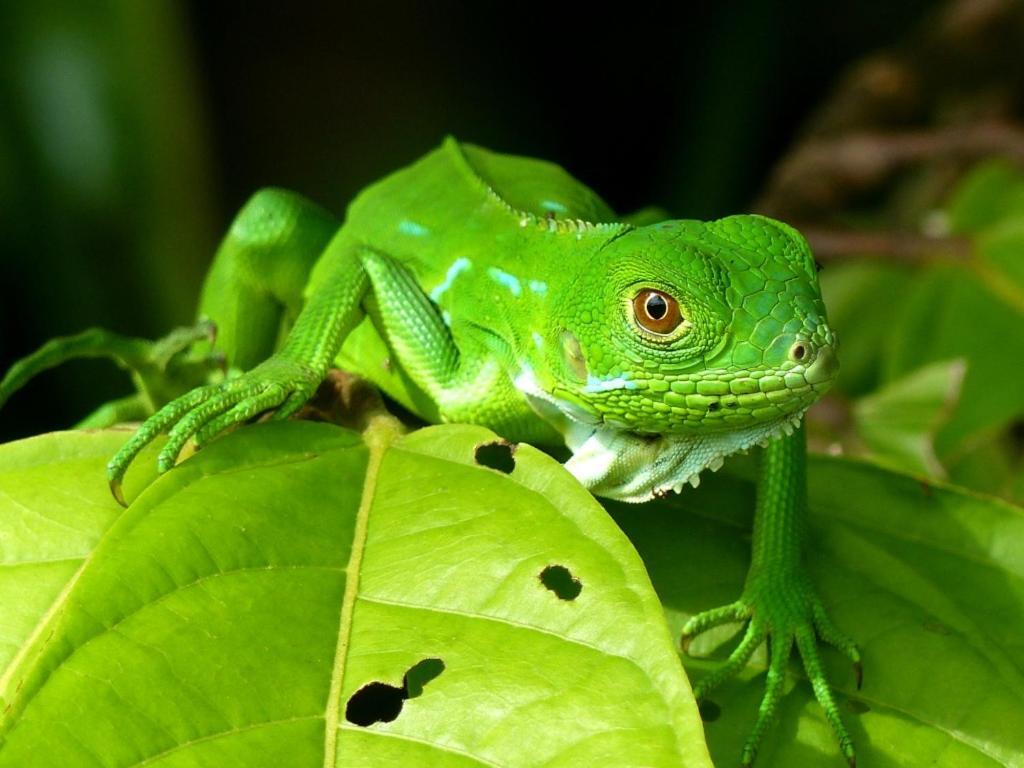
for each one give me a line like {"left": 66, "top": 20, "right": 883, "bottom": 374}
{"left": 633, "top": 289, "right": 684, "bottom": 335}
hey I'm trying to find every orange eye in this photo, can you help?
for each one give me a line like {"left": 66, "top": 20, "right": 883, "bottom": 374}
{"left": 633, "top": 289, "right": 684, "bottom": 335}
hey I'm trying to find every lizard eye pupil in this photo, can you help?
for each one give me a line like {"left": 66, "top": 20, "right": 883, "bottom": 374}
{"left": 632, "top": 289, "right": 684, "bottom": 336}
{"left": 645, "top": 294, "right": 667, "bottom": 319}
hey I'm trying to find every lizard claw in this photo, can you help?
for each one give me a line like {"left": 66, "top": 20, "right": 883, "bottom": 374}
{"left": 109, "top": 476, "right": 127, "bottom": 508}
{"left": 105, "top": 355, "right": 320, "bottom": 505}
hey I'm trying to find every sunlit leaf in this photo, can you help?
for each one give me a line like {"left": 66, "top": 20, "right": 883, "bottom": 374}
{"left": 0, "top": 421, "right": 711, "bottom": 768}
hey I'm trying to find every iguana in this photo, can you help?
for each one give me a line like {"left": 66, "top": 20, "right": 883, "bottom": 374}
{"left": 0, "top": 137, "right": 858, "bottom": 766}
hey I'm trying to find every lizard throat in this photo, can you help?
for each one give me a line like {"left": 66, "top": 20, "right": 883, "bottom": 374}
{"left": 561, "top": 412, "right": 805, "bottom": 503}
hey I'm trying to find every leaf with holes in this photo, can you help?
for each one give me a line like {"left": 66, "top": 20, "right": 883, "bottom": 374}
{"left": 609, "top": 456, "right": 1024, "bottom": 767}
{"left": 0, "top": 420, "right": 712, "bottom": 767}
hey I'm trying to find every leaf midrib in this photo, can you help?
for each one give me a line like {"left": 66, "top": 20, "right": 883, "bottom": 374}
{"left": 322, "top": 416, "right": 401, "bottom": 767}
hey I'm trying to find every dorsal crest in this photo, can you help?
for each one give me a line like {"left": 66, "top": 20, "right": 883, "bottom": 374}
{"left": 445, "top": 137, "right": 633, "bottom": 241}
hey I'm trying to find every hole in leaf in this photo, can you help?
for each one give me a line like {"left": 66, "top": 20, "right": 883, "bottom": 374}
{"left": 698, "top": 699, "right": 721, "bottom": 722}
{"left": 345, "top": 682, "right": 404, "bottom": 726}
{"left": 345, "top": 658, "right": 446, "bottom": 727}
{"left": 475, "top": 441, "right": 516, "bottom": 473}
{"left": 540, "top": 564, "right": 582, "bottom": 600}
{"left": 922, "top": 618, "right": 952, "bottom": 635}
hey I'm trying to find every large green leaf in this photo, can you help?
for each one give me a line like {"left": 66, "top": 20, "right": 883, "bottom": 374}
{"left": 0, "top": 420, "right": 711, "bottom": 767}
{"left": 609, "top": 456, "right": 1024, "bottom": 767}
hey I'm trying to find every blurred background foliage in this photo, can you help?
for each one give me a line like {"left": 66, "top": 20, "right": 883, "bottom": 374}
{"left": 1, "top": 0, "right": 1022, "bottom": 502}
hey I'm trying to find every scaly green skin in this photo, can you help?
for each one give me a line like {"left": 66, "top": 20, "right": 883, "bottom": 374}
{"left": 0, "top": 137, "right": 858, "bottom": 766}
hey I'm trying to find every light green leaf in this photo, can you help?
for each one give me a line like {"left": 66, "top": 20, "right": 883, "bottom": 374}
{"left": 609, "top": 456, "right": 1024, "bottom": 767}
{"left": 0, "top": 420, "right": 711, "bottom": 768}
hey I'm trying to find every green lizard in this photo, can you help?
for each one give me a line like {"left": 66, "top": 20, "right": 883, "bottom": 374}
{"left": 0, "top": 137, "right": 858, "bottom": 766}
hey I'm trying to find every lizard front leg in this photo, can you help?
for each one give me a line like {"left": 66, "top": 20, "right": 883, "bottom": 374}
{"left": 106, "top": 233, "right": 369, "bottom": 505}
{"left": 682, "top": 424, "right": 860, "bottom": 767}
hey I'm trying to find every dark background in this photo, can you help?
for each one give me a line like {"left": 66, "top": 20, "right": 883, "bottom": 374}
{"left": 0, "top": 0, "right": 937, "bottom": 441}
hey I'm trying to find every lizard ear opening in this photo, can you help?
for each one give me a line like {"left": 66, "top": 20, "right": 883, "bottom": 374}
{"left": 632, "top": 289, "right": 684, "bottom": 336}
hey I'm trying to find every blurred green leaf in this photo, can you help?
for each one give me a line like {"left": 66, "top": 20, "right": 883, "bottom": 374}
{"left": 884, "top": 263, "right": 1024, "bottom": 459}
{"left": 853, "top": 358, "right": 965, "bottom": 478}
{"left": 611, "top": 456, "right": 1024, "bottom": 768}
{"left": 946, "top": 429, "right": 1024, "bottom": 506}
{"left": 820, "top": 261, "right": 914, "bottom": 397}
{"left": 977, "top": 219, "right": 1024, "bottom": 301}
{"left": 947, "top": 160, "right": 1024, "bottom": 234}
{"left": 0, "top": 421, "right": 711, "bottom": 768}
{"left": 0, "top": 0, "right": 217, "bottom": 442}
{"left": 819, "top": 162, "right": 1024, "bottom": 502}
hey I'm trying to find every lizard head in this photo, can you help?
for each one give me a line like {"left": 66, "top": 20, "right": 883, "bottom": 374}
{"left": 517, "top": 213, "right": 837, "bottom": 501}
{"left": 516, "top": 217, "right": 835, "bottom": 505}
{"left": 537, "top": 214, "right": 838, "bottom": 438}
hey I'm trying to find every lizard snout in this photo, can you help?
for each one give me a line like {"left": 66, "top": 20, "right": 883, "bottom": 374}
{"left": 800, "top": 342, "right": 838, "bottom": 385}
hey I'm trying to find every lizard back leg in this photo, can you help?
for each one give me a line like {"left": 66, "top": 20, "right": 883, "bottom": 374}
{"left": 196, "top": 187, "right": 339, "bottom": 371}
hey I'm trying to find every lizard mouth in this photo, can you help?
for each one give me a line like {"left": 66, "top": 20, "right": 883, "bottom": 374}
{"left": 513, "top": 336, "right": 836, "bottom": 502}
{"left": 577, "top": 346, "right": 836, "bottom": 437}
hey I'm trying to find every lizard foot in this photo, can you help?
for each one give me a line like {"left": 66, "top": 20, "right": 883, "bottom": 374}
{"left": 681, "top": 568, "right": 860, "bottom": 767}
{"left": 106, "top": 353, "right": 321, "bottom": 505}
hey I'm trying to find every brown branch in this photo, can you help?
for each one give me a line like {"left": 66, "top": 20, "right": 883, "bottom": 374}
{"left": 800, "top": 228, "right": 972, "bottom": 264}
{"left": 755, "top": 0, "right": 1024, "bottom": 222}
{"left": 756, "top": 122, "right": 1024, "bottom": 219}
